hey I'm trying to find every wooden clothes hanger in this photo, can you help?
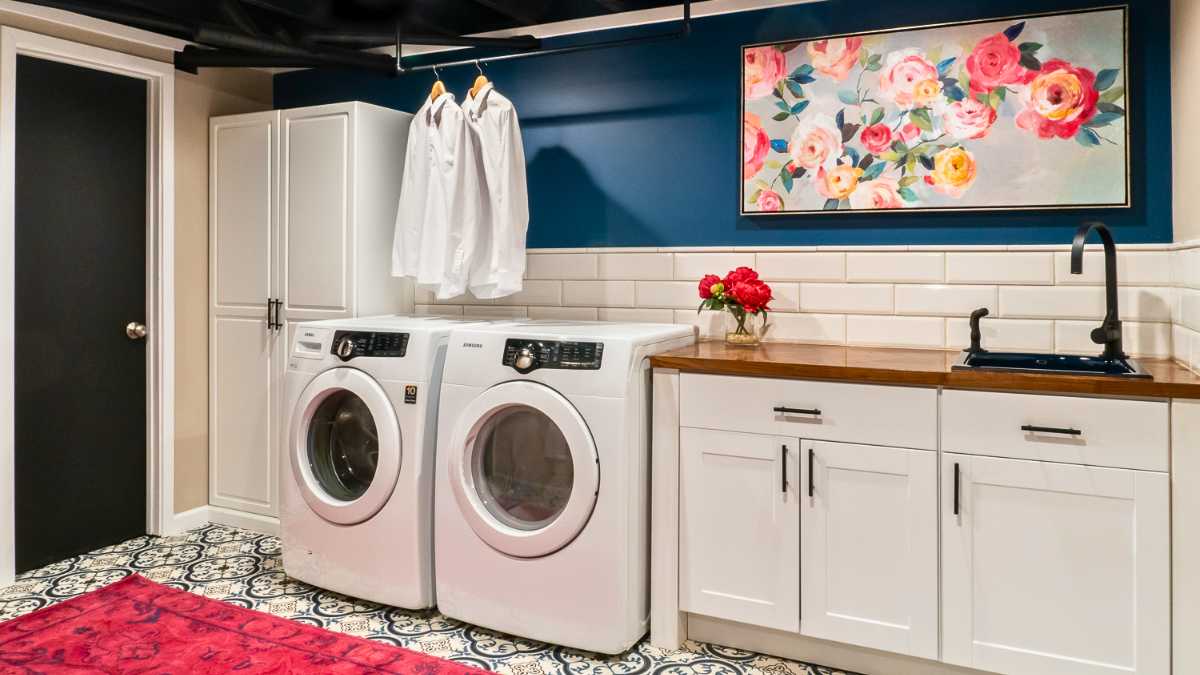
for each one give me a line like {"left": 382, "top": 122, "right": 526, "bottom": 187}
{"left": 429, "top": 65, "right": 446, "bottom": 102}
{"left": 469, "top": 60, "right": 489, "bottom": 98}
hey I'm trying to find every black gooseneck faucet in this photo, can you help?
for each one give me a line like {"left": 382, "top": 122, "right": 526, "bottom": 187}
{"left": 1070, "top": 221, "right": 1126, "bottom": 361}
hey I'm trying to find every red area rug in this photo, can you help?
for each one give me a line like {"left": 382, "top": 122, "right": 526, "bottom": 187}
{"left": 0, "top": 574, "right": 490, "bottom": 673}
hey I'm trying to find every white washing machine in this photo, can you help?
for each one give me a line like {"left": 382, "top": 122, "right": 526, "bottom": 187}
{"left": 282, "top": 315, "right": 480, "bottom": 609}
{"left": 435, "top": 320, "right": 696, "bottom": 653}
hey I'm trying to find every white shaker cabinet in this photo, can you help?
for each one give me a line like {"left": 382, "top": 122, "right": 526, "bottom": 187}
{"left": 679, "top": 428, "right": 800, "bottom": 632}
{"left": 942, "top": 452, "right": 1169, "bottom": 675}
{"left": 209, "top": 102, "right": 413, "bottom": 518}
{"left": 799, "top": 441, "right": 937, "bottom": 659}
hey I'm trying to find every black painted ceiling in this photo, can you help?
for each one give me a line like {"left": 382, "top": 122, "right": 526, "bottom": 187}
{"left": 33, "top": 1, "right": 688, "bottom": 45}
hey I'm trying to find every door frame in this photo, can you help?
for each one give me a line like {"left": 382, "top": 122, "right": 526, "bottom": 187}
{"left": 0, "top": 27, "right": 175, "bottom": 585}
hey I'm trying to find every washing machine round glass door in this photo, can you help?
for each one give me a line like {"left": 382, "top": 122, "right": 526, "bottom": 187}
{"left": 448, "top": 380, "right": 599, "bottom": 558}
{"left": 290, "top": 368, "right": 402, "bottom": 525}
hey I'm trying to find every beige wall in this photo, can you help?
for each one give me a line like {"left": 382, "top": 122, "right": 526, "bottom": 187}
{"left": 0, "top": 10, "right": 273, "bottom": 513}
{"left": 1174, "top": 0, "right": 1200, "bottom": 242}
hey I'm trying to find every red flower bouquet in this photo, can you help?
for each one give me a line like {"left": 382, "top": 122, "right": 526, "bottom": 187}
{"left": 698, "top": 266, "right": 773, "bottom": 345}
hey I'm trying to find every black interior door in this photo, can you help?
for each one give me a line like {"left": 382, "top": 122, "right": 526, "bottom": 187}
{"left": 14, "top": 55, "right": 148, "bottom": 572}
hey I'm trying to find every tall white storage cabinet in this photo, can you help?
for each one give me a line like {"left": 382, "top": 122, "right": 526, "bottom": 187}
{"left": 209, "top": 102, "right": 414, "bottom": 518}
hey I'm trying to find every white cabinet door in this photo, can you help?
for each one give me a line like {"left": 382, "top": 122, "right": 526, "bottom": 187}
{"left": 800, "top": 441, "right": 937, "bottom": 659}
{"left": 209, "top": 316, "right": 280, "bottom": 515}
{"left": 281, "top": 105, "right": 353, "bottom": 319}
{"left": 942, "top": 453, "right": 1169, "bottom": 675}
{"left": 211, "top": 112, "right": 277, "bottom": 317}
{"left": 680, "top": 428, "right": 799, "bottom": 632}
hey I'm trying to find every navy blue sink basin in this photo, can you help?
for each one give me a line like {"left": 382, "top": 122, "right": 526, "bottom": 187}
{"left": 952, "top": 351, "right": 1151, "bottom": 378}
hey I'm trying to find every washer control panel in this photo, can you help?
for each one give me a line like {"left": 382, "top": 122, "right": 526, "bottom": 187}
{"left": 331, "top": 331, "right": 409, "bottom": 361}
{"left": 503, "top": 339, "right": 603, "bottom": 373}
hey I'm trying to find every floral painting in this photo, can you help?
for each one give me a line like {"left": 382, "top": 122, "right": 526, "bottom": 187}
{"left": 741, "top": 7, "right": 1129, "bottom": 214}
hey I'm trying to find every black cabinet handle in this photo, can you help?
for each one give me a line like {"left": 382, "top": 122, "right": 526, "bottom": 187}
{"left": 773, "top": 406, "right": 822, "bottom": 416}
{"left": 266, "top": 297, "right": 275, "bottom": 330}
{"left": 275, "top": 299, "right": 284, "bottom": 330}
{"left": 781, "top": 444, "right": 788, "bottom": 494}
{"left": 807, "top": 448, "right": 815, "bottom": 497}
{"left": 1020, "top": 424, "right": 1082, "bottom": 436}
{"left": 953, "top": 462, "right": 961, "bottom": 516}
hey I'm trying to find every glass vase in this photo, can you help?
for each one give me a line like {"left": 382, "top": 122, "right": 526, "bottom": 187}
{"left": 723, "top": 307, "right": 764, "bottom": 346}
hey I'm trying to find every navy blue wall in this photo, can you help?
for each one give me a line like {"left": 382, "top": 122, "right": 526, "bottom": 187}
{"left": 274, "top": 0, "right": 1171, "bottom": 247}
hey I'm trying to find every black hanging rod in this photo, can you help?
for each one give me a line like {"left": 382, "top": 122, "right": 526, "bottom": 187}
{"left": 394, "top": 0, "right": 691, "bottom": 75}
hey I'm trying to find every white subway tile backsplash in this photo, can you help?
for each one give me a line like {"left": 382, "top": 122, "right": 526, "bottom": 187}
{"left": 1055, "top": 321, "right": 1173, "bottom": 357}
{"left": 414, "top": 304, "right": 462, "bottom": 316}
{"left": 597, "top": 307, "right": 676, "bottom": 323}
{"left": 525, "top": 253, "right": 598, "bottom": 280}
{"left": 999, "top": 286, "right": 1107, "bottom": 319}
{"left": 596, "top": 253, "right": 674, "bottom": 280}
{"left": 674, "top": 253, "right": 755, "bottom": 281}
{"left": 765, "top": 313, "right": 846, "bottom": 344}
{"left": 846, "top": 315, "right": 945, "bottom": 348}
{"left": 463, "top": 305, "right": 528, "bottom": 318}
{"left": 563, "top": 281, "right": 635, "bottom": 307}
{"left": 528, "top": 306, "right": 598, "bottom": 321}
{"left": 945, "top": 252, "right": 1054, "bottom": 285}
{"left": 800, "top": 283, "right": 894, "bottom": 314}
{"left": 767, "top": 282, "right": 800, "bottom": 312}
{"left": 894, "top": 285, "right": 997, "bottom": 317}
{"left": 846, "top": 252, "right": 944, "bottom": 282}
{"left": 434, "top": 247, "right": 1197, "bottom": 361}
{"left": 946, "top": 318, "right": 1054, "bottom": 352}
{"left": 755, "top": 252, "right": 846, "bottom": 281}
{"left": 1053, "top": 251, "right": 1173, "bottom": 286}
{"left": 1180, "top": 289, "right": 1200, "bottom": 332}
{"left": 636, "top": 281, "right": 701, "bottom": 309}
{"left": 493, "top": 280, "right": 562, "bottom": 306}
{"left": 675, "top": 309, "right": 725, "bottom": 339}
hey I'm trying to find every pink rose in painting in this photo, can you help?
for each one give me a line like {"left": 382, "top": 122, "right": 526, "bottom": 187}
{"left": 898, "top": 123, "right": 922, "bottom": 143}
{"left": 788, "top": 113, "right": 842, "bottom": 172}
{"left": 859, "top": 124, "right": 893, "bottom": 154}
{"left": 943, "top": 98, "right": 998, "bottom": 140}
{"left": 744, "top": 46, "right": 788, "bottom": 99}
{"left": 743, "top": 112, "right": 771, "bottom": 178}
{"left": 807, "top": 37, "right": 863, "bottom": 81}
{"left": 849, "top": 178, "right": 904, "bottom": 210}
{"left": 756, "top": 189, "right": 784, "bottom": 212}
{"left": 1015, "top": 59, "right": 1100, "bottom": 139}
{"left": 965, "top": 33, "right": 1025, "bottom": 94}
{"left": 878, "top": 48, "right": 940, "bottom": 109}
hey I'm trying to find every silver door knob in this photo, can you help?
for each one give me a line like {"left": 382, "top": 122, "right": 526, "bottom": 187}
{"left": 126, "top": 322, "right": 147, "bottom": 340}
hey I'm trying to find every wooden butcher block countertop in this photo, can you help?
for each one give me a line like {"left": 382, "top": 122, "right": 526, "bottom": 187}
{"left": 649, "top": 341, "right": 1200, "bottom": 399}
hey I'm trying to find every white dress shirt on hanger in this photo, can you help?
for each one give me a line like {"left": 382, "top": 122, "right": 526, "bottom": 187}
{"left": 463, "top": 82, "right": 529, "bottom": 300}
{"left": 392, "top": 92, "right": 483, "bottom": 300}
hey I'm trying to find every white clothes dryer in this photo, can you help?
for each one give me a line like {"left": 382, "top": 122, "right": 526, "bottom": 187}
{"left": 434, "top": 320, "right": 695, "bottom": 653}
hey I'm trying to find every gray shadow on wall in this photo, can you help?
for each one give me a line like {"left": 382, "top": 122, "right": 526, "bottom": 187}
{"left": 526, "top": 145, "right": 660, "bottom": 248}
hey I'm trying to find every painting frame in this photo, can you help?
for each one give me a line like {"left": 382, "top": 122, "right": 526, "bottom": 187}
{"left": 739, "top": 5, "right": 1132, "bottom": 216}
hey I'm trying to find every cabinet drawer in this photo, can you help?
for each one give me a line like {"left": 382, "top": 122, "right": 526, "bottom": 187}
{"left": 942, "top": 390, "right": 1168, "bottom": 472}
{"left": 680, "top": 373, "right": 937, "bottom": 450}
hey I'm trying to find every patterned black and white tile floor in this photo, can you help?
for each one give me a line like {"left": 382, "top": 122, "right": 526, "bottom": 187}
{"left": 0, "top": 524, "right": 856, "bottom": 675}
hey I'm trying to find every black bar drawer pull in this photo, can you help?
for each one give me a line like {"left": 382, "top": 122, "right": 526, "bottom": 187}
{"left": 807, "top": 448, "right": 815, "bottom": 497}
{"left": 1020, "top": 424, "right": 1082, "bottom": 436}
{"left": 953, "top": 462, "right": 961, "bottom": 516}
{"left": 781, "top": 444, "right": 788, "bottom": 494}
{"left": 773, "top": 406, "right": 822, "bottom": 416}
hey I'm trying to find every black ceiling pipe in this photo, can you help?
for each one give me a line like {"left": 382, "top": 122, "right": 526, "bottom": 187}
{"left": 192, "top": 24, "right": 395, "bottom": 72}
{"left": 175, "top": 46, "right": 374, "bottom": 72}
{"left": 303, "top": 30, "right": 540, "bottom": 50}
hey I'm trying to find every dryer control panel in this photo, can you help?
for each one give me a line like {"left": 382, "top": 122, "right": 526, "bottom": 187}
{"left": 503, "top": 339, "right": 603, "bottom": 373}
{"left": 331, "top": 331, "right": 409, "bottom": 361}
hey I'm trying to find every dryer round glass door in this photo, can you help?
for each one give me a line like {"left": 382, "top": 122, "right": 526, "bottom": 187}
{"left": 291, "top": 368, "right": 402, "bottom": 525}
{"left": 448, "top": 381, "right": 599, "bottom": 558}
